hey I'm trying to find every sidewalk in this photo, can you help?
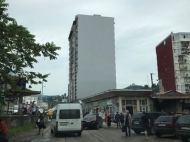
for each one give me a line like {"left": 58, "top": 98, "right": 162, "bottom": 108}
{"left": 9, "top": 122, "right": 50, "bottom": 142}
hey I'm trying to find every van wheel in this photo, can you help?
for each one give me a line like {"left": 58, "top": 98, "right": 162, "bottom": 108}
{"left": 54, "top": 129, "right": 58, "bottom": 137}
{"left": 134, "top": 130, "right": 141, "bottom": 134}
{"left": 78, "top": 132, "right": 81, "bottom": 136}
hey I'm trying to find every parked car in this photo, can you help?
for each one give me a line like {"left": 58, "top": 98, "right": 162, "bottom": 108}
{"left": 13, "top": 105, "right": 19, "bottom": 115}
{"left": 154, "top": 115, "right": 179, "bottom": 137}
{"left": 83, "top": 114, "right": 103, "bottom": 129}
{"left": 175, "top": 114, "right": 190, "bottom": 142}
{"left": 131, "top": 112, "right": 166, "bottom": 135}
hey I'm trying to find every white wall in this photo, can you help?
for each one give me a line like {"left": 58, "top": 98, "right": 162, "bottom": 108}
{"left": 76, "top": 15, "right": 116, "bottom": 99}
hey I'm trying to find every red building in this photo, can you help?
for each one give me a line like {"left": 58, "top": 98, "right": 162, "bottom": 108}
{"left": 156, "top": 32, "right": 190, "bottom": 93}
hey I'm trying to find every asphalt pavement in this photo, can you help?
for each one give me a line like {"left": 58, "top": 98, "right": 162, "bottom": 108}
{"left": 9, "top": 122, "right": 182, "bottom": 142}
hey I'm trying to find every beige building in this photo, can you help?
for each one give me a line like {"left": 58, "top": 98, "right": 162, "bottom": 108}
{"left": 81, "top": 89, "right": 153, "bottom": 115}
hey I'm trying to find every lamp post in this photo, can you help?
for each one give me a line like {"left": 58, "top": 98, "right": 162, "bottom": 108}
{"left": 40, "top": 81, "right": 46, "bottom": 107}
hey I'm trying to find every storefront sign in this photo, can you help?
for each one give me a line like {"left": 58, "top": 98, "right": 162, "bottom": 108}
{"left": 107, "top": 100, "right": 112, "bottom": 105}
{"left": 93, "top": 102, "right": 99, "bottom": 106}
{"left": 185, "top": 100, "right": 190, "bottom": 103}
{"left": 102, "top": 101, "right": 107, "bottom": 107}
{"left": 86, "top": 103, "right": 93, "bottom": 107}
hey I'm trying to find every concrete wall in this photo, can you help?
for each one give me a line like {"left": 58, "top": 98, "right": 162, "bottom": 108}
{"left": 1, "top": 115, "right": 46, "bottom": 129}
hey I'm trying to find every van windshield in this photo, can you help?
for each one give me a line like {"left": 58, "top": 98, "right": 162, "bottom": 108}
{"left": 59, "top": 109, "right": 80, "bottom": 119}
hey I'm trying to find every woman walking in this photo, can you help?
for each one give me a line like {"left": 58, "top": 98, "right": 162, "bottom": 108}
{"left": 105, "top": 114, "right": 108, "bottom": 124}
{"left": 37, "top": 114, "right": 46, "bottom": 136}
{"left": 107, "top": 114, "right": 111, "bottom": 127}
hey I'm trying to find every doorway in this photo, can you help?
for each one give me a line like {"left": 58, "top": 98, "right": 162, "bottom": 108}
{"left": 126, "top": 106, "right": 133, "bottom": 115}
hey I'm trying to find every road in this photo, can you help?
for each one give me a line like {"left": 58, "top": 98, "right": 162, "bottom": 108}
{"left": 31, "top": 124, "right": 181, "bottom": 142}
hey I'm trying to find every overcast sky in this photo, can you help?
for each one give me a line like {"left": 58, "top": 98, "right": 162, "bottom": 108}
{"left": 6, "top": 0, "right": 190, "bottom": 95}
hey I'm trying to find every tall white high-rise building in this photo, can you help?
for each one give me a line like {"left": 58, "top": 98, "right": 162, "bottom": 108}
{"left": 68, "top": 14, "right": 116, "bottom": 102}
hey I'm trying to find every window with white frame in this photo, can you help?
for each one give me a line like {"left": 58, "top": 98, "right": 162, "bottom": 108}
{"left": 139, "top": 100, "right": 148, "bottom": 112}
{"left": 181, "top": 85, "right": 185, "bottom": 91}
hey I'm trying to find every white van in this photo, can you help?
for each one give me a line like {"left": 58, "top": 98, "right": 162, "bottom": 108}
{"left": 50, "top": 103, "right": 83, "bottom": 137}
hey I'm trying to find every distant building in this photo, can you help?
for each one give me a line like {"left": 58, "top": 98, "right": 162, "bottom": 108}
{"left": 68, "top": 14, "right": 116, "bottom": 102}
{"left": 156, "top": 32, "right": 190, "bottom": 93}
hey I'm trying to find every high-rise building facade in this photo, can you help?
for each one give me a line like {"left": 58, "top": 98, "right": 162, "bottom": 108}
{"left": 68, "top": 14, "right": 116, "bottom": 102}
{"left": 156, "top": 32, "right": 190, "bottom": 93}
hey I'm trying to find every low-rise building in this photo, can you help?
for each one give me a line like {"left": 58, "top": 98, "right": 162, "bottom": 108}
{"left": 81, "top": 89, "right": 153, "bottom": 115}
{"left": 151, "top": 90, "right": 190, "bottom": 114}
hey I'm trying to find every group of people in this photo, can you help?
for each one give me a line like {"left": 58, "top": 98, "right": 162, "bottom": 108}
{"left": 104, "top": 110, "right": 151, "bottom": 140}
{"left": 22, "top": 101, "right": 37, "bottom": 115}
{"left": 0, "top": 112, "right": 46, "bottom": 142}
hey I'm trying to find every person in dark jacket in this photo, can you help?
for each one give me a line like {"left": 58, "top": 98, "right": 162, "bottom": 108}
{"left": 107, "top": 114, "right": 111, "bottom": 127}
{"left": 120, "top": 113, "right": 124, "bottom": 125}
{"left": 141, "top": 112, "right": 150, "bottom": 140}
{"left": 114, "top": 112, "right": 120, "bottom": 128}
{"left": 37, "top": 113, "right": 46, "bottom": 136}
{"left": 0, "top": 118, "right": 9, "bottom": 142}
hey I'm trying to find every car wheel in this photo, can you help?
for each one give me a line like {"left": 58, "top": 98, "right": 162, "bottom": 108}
{"left": 51, "top": 129, "right": 53, "bottom": 133}
{"left": 101, "top": 122, "right": 103, "bottom": 128}
{"left": 134, "top": 130, "right": 141, "bottom": 134}
{"left": 96, "top": 124, "right": 99, "bottom": 129}
{"left": 180, "top": 136, "right": 189, "bottom": 142}
{"left": 78, "top": 132, "right": 81, "bottom": 136}
{"left": 156, "top": 133, "right": 162, "bottom": 137}
{"left": 150, "top": 127, "right": 155, "bottom": 135}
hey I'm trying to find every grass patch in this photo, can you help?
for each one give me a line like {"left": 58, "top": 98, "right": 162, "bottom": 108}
{"left": 9, "top": 123, "right": 35, "bottom": 137}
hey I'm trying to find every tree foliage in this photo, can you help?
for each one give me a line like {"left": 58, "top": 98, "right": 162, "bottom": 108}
{"left": 0, "top": 0, "right": 61, "bottom": 98}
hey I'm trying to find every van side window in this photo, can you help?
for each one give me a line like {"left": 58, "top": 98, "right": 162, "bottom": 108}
{"left": 52, "top": 110, "right": 57, "bottom": 119}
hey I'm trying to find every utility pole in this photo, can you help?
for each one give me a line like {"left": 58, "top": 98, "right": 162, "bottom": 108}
{"left": 150, "top": 73, "right": 154, "bottom": 89}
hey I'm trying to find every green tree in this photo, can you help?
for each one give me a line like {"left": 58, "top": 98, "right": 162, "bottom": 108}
{"left": 152, "top": 83, "right": 159, "bottom": 93}
{"left": 0, "top": 0, "right": 61, "bottom": 101}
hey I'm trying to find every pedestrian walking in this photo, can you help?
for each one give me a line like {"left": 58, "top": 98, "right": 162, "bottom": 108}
{"left": 141, "top": 112, "right": 151, "bottom": 140}
{"left": 125, "top": 110, "right": 132, "bottom": 137}
{"left": 120, "top": 113, "right": 124, "bottom": 126}
{"left": 105, "top": 113, "right": 108, "bottom": 124}
{"left": 36, "top": 114, "right": 46, "bottom": 136}
{"left": 115, "top": 112, "right": 120, "bottom": 128}
{"left": 107, "top": 114, "right": 111, "bottom": 127}
{"left": 0, "top": 117, "right": 9, "bottom": 142}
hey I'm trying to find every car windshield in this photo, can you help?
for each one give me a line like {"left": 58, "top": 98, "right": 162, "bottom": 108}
{"left": 177, "top": 115, "right": 190, "bottom": 124}
{"left": 156, "top": 116, "right": 172, "bottom": 122}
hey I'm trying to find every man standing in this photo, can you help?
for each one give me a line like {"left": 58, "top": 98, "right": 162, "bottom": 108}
{"left": 141, "top": 112, "right": 151, "bottom": 140}
{"left": 114, "top": 112, "right": 120, "bottom": 128}
{"left": 120, "top": 113, "right": 124, "bottom": 125}
{"left": 0, "top": 118, "right": 8, "bottom": 142}
{"left": 125, "top": 110, "right": 132, "bottom": 137}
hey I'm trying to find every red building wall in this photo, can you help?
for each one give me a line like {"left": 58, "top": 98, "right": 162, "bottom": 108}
{"left": 156, "top": 35, "right": 176, "bottom": 91}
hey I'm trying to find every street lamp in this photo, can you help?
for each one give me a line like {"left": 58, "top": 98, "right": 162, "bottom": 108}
{"left": 40, "top": 81, "right": 46, "bottom": 107}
